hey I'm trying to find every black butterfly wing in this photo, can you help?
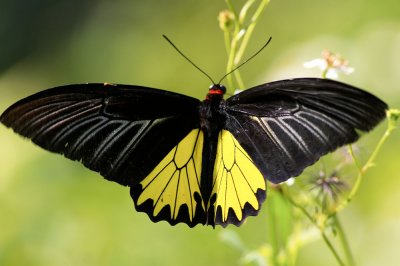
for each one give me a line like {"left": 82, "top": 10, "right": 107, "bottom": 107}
{"left": 225, "top": 78, "right": 388, "bottom": 184}
{"left": 0, "top": 83, "right": 210, "bottom": 226}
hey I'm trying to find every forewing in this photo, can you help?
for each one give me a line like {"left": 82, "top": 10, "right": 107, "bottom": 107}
{"left": 225, "top": 78, "right": 388, "bottom": 184}
{"left": 0, "top": 83, "right": 201, "bottom": 187}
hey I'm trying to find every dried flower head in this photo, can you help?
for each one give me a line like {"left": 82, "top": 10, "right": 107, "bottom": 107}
{"left": 218, "top": 10, "right": 234, "bottom": 31}
{"left": 304, "top": 50, "right": 354, "bottom": 79}
{"left": 310, "top": 171, "right": 349, "bottom": 209}
{"left": 388, "top": 109, "right": 400, "bottom": 123}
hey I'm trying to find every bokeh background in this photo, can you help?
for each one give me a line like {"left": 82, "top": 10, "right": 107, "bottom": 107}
{"left": 0, "top": 0, "right": 399, "bottom": 265}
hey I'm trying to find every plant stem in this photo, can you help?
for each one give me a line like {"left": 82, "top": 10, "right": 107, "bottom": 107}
{"left": 348, "top": 145, "right": 362, "bottom": 173}
{"left": 332, "top": 214, "right": 355, "bottom": 266}
{"left": 269, "top": 192, "right": 281, "bottom": 266}
{"left": 225, "top": 0, "right": 239, "bottom": 20}
{"left": 321, "top": 68, "right": 328, "bottom": 79}
{"left": 336, "top": 110, "right": 396, "bottom": 213}
{"left": 321, "top": 233, "right": 346, "bottom": 266}
{"left": 239, "top": 0, "right": 256, "bottom": 24}
{"left": 226, "top": 34, "right": 240, "bottom": 91}
{"left": 223, "top": 0, "right": 270, "bottom": 93}
{"left": 281, "top": 187, "right": 346, "bottom": 266}
{"left": 224, "top": 0, "right": 240, "bottom": 91}
{"left": 361, "top": 114, "right": 394, "bottom": 173}
{"left": 223, "top": 30, "right": 232, "bottom": 55}
{"left": 235, "top": 0, "right": 270, "bottom": 64}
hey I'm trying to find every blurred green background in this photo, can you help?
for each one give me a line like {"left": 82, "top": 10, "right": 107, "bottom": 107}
{"left": 0, "top": 0, "right": 399, "bottom": 265}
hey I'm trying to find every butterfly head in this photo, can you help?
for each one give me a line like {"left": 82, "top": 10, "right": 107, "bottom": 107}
{"left": 206, "top": 84, "right": 226, "bottom": 100}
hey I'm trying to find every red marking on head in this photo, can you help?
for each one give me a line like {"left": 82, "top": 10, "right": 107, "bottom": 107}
{"left": 206, "top": 84, "right": 226, "bottom": 100}
{"left": 208, "top": 89, "right": 224, "bottom": 95}
{"left": 206, "top": 89, "right": 224, "bottom": 100}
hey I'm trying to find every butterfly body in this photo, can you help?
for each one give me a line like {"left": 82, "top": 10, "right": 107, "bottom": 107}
{"left": 198, "top": 84, "right": 245, "bottom": 225}
{"left": 0, "top": 78, "right": 387, "bottom": 227}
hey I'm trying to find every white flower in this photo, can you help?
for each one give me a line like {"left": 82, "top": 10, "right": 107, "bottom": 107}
{"left": 304, "top": 58, "right": 328, "bottom": 70}
{"left": 234, "top": 89, "right": 243, "bottom": 95}
{"left": 285, "top": 177, "right": 295, "bottom": 186}
{"left": 304, "top": 50, "right": 354, "bottom": 79}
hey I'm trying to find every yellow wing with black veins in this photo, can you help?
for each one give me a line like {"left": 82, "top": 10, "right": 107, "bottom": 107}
{"left": 210, "top": 129, "right": 266, "bottom": 226}
{"left": 132, "top": 129, "right": 207, "bottom": 226}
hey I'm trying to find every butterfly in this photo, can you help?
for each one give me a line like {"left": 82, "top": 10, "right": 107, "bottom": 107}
{"left": 0, "top": 78, "right": 387, "bottom": 227}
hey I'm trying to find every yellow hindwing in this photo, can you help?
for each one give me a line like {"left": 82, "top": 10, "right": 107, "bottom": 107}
{"left": 137, "top": 129, "right": 205, "bottom": 221}
{"left": 211, "top": 130, "right": 266, "bottom": 223}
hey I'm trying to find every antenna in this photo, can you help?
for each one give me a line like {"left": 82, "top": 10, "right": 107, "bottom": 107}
{"left": 217, "top": 36, "right": 272, "bottom": 84}
{"left": 163, "top": 35, "right": 272, "bottom": 85}
{"left": 163, "top": 35, "right": 216, "bottom": 85}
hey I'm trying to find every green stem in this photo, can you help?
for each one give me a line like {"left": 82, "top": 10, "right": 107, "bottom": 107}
{"left": 226, "top": 35, "right": 239, "bottom": 91}
{"left": 224, "top": 0, "right": 271, "bottom": 93}
{"left": 225, "top": 0, "right": 239, "bottom": 21}
{"left": 285, "top": 221, "right": 302, "bottom": 266}
{"left": 321, "top": 68, "right": 328, "bottom": 79}
{"left": 232, "top": 0, "right": 270, "bottom": 91}
{"left": 223, "top": 30, "right": 231, "bottom": 55}
{"left": 335, "top": 110, "right": 396, "bottom": 213}
{"left": 238, "top": 0, "right": 256, "bottom": 24}
{"left": 322, "top": 110, "right": 398, "bottom": 265}
{"left": 321, "top": 233, "right": 346, "bottom": 266}
{"left": 361, "top": 117, "right": 394, "bottom": 173}
{"left": 348, "top": 145, "right": 362, "bottom": 173}
{"left": 224, "top": 0, "right": 240, "bottom": 91}
{"left": 281, "top": 187, "right": 346, "bottom": 266}
{"left": 269, "top": 192, "right": 281, "bottom": 266}
{"left": 332, "top": 214, "right": 355, "bottom": 266}
{"left": 235, "top": 0, "right": 270, "bottom": 64}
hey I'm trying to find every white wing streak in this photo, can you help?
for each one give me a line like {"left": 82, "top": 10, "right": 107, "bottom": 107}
{"left": 253, "top": 116, "right": 295, "bottom": 162}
